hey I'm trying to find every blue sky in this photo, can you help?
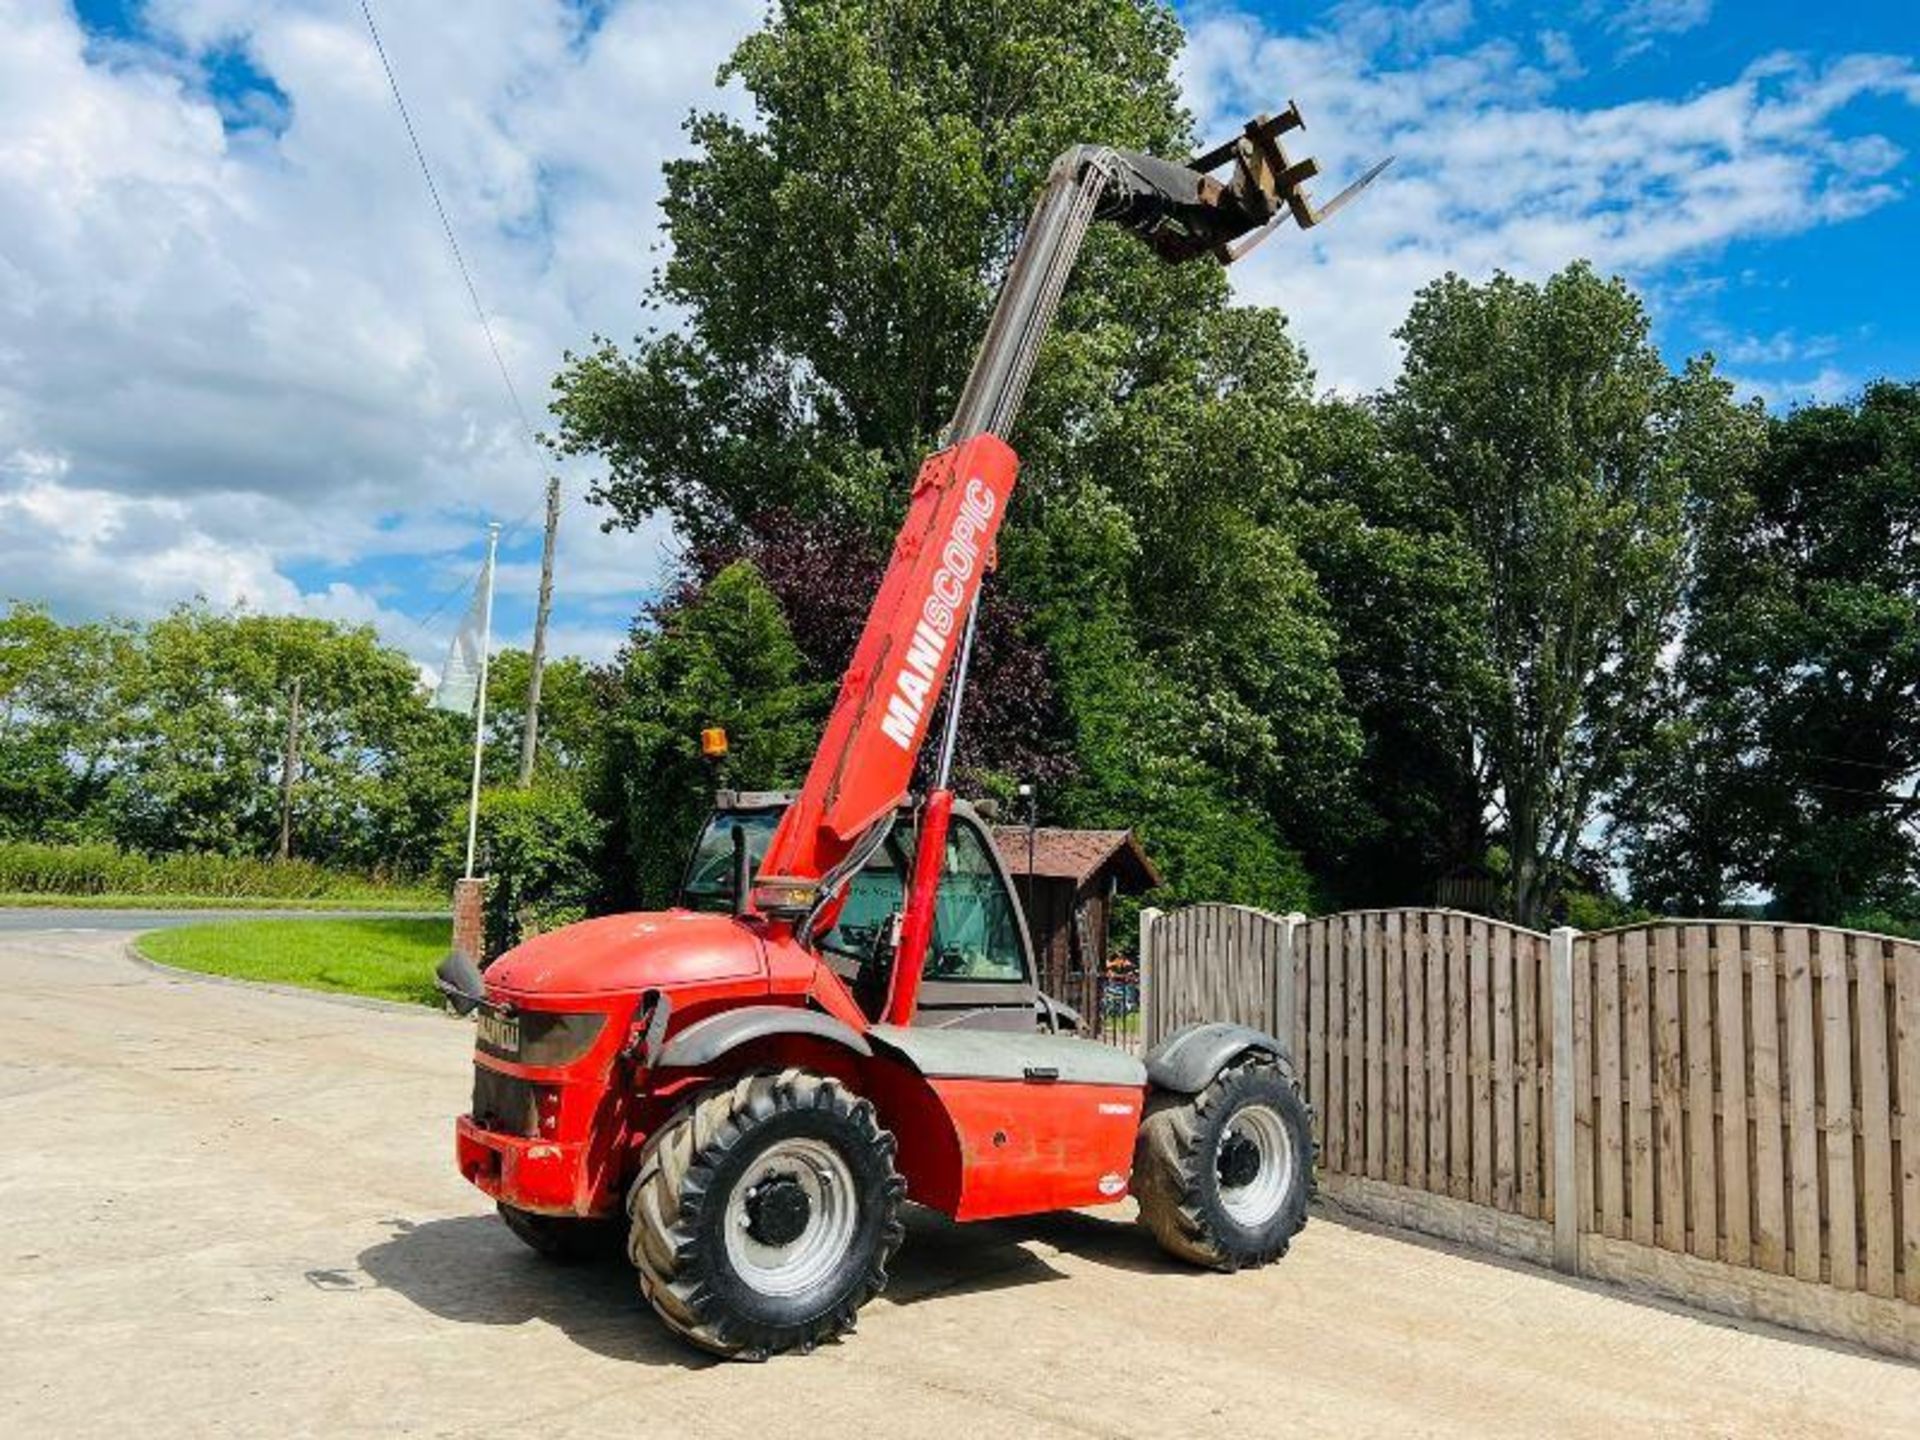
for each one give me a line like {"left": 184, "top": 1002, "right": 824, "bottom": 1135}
{"left": 4, "top": 0, "right": 1919, "bottom": 673}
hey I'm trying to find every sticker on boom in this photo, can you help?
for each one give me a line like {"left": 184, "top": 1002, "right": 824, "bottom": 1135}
{"left": 879, "top": 476, "right": 997, "bottom": 751}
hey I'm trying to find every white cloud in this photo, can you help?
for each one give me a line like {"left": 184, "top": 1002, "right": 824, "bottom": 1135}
{"left": 0, "top": 0, "right": 757, "bottom": 656}
{"left": 6, "top": 0, "right": 1919, "bottom": 657}
{"left": 1600, "top": 0, "right": 1714, "bottom": 42}
{"left": 1724, "top": 365, "right": 1858, "bottom": 409}
{"left": 1181, "top": 11, "right": 1920, "bottom": 390}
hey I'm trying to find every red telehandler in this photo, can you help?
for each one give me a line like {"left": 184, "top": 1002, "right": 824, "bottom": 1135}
{"left": 439, "top": 106, "right": 1384, "bottom": 1358}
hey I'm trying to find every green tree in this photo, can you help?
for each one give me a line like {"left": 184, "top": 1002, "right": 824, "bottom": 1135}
{"left": 1624, "top": 382, "right": 1920, "bottom": 921}
{"left": 1289, "top": 399, "right": 1495, "bottom": 904}
{"left": 554, "top": 0, "right": 1361, "bottom": 912}
{"left": 594, "top": 562, "right": 826, "bottom": 907}
{"left": 1385, "top": 263, "right": 1764, "bottom": 926}
{"left": 106, "top": 607, "right": 454, "bottom": 872}
{"left": 483, "top": 649, "right": 605, "bottom": 783}
{"left": 458, "top": 785, "right": 606, "bottom": 955}
{"left": 552, "top": 0, "right": 1206, "bottom": 546}
{"left": 0, "top": 603, "right": 133, "bottom": 841}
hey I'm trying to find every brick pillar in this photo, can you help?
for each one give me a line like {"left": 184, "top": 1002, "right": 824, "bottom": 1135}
{"left": 452, "top": 877, "right": 488, "bottom": 966}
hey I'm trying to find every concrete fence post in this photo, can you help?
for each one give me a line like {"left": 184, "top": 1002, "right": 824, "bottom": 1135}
{"left": 1138, "top": 907, "right": 1163, "bottom": 1050}
{"left": 1279, "top": 912, "right": 1306, "bottom": 1059}
{"left": 1550, "top": 925, "right": 1581, "bottom": 1273}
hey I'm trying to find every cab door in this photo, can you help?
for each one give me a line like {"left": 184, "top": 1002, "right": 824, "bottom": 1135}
{"left": 813, "top": 810, "right": 1040, "bottom": 1031}
{"left": 913, "top": 814, "right": 1040, "bottom": 1031}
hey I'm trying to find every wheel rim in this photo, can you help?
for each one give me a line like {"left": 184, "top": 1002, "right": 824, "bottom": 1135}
{"left": 722, "top": 1137, "right": 859, "bottom": 1298}
{"left": 1216, "top": 1102, "right": 1294, "bottom": 1227}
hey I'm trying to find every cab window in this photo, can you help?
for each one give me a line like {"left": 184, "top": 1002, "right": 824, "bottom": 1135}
{"left": 679, "top": 810, "right": 780, "bottom": 912}
{"left": 816, "top": 819, "right": 1025, "bottom": 984}
{"left": 927, "top": 821, "right": 1026, "bottom": 983}
{"left": 816, "top": 839, "right": 906, "bottom": 963}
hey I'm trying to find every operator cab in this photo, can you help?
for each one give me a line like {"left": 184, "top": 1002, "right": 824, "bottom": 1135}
{"left": 681, "top": 790, "right": 1070, "bottom": 1033}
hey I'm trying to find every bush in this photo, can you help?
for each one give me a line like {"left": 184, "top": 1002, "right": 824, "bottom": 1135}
{"left": 1841, "top": 908, "right": 1920, "bottom": 942}
{"left": 0, "top": 840, "right": 430, "bottom": 901}
{"left": 1561, "top": 889, "right": 1655, "bottom": 932}
{"left": 456, "top": 786, "right": 605, "bottom": 957}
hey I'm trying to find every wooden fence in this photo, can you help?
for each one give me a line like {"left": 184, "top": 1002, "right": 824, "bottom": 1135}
{"left": 1138, "top": 905, "right": 1920, "bottom": 1359}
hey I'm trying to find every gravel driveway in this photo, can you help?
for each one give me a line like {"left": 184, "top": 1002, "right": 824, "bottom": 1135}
{"left": 3, "top": 929, "right": 1916, "bottom": 1438}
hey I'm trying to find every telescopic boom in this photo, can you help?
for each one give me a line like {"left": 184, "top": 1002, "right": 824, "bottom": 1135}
{"left": 752, "top": 106, "right": 1385, "bottom": 1020}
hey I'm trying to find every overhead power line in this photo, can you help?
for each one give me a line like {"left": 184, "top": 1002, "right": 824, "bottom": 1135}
{"left": 355, "top": 0, "right": 572, "bottom": 658}
{"left": 357, "top": 0, "right": 538, "bottom": 448}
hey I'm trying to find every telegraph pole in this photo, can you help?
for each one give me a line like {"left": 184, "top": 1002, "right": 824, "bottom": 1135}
{"left": 277, "top": 676, "right": 302, "bottom": 862}
{"left": 518, "top": 476, "right": 560, "bottom": 786}
{"left": 463, "top": 523, "right": 502, "bottom": 879}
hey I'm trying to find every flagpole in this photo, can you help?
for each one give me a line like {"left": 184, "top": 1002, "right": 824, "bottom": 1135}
{"left": 463, "top": 522, "right": 501, "bottom": 880}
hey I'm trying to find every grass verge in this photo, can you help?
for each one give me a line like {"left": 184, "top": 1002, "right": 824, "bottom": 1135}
{"left": 136, "top": 917, "right": 452, "bottom": 1007}
{"left": 0, "top": 892, "right": 443, "bottom": 913}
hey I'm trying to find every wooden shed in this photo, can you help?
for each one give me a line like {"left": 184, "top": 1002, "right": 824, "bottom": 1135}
{"left": 992, "top": 826, "right": 1161, "bottom": 1017}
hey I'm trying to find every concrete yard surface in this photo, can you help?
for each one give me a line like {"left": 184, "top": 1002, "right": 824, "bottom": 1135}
{"left": 3, "top": 930, "right": 1917, "bottom": 1438}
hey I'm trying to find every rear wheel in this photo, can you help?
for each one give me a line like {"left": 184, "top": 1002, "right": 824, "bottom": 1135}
{"left": 627, "top": 1069, "right": 905, "bottom": 1359}
{"left": 1132, "top": 1056, "right": 1314, "bottom": 1270}
{"left": 497, "top": 1202, "right": 615, "bottom": 1262}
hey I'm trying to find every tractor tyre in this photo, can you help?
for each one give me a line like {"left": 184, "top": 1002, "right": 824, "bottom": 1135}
{"left": 627, "top": 1068, "right": 906, "bottom": 1360}
{"left": 497, "top": 1202, "right": 616, "bottom": 1263}
{"left": 1132, "top": 1055, "right": 1314, "bottom": 1271}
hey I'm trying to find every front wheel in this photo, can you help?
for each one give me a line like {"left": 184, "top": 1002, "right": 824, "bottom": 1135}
{"left": 627, "top": 1069, "right": 906, "bottom": 1359}
{"left": 1132, "top": 1056, "right": 1314, "bottom": 1270}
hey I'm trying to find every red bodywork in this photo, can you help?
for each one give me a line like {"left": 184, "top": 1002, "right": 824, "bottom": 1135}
{"left": 454, "top": 434, "right": 1146, "bottom": 1228}
{"left": 455, "top": 910, "right": 1145, "bottom": 1222}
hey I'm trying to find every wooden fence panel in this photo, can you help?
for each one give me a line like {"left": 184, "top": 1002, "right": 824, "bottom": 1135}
{"left": 1856, "top": 936, "right": 1895, "bottom": 1298}
{"left": 1573, "top": 934, "right": 1595, "bottom": 1234}
{"left": 1749, "top": 926, "right": 1787, "bottom": 1274}
{"left": 1346, "top": 915, "right": 1366, "bottom": 1175}
{"left": 1326, "top": 918, "right": 1346, "bottom": 1173}
{"left": 1448, "top": 913, "right": 1469, "bottom": 1202}
{"left": 1494, "top": 925, "right": 1516, "bottom": 1212}
{"left": 1624, "top": 928, "right": 1655, "bottom": 1245}
{"left": 1716, "top": 923, "right": 1751, "bottom": 1268}
{"left": 1397, "top": 917, "right": 1413, "bottom": 1190}
{"left": 1470, "top": 920, "right": 1493, "bottom": 1207}
{"left": 1538, "top": 933, "right": 1556, "bottom": 1222}
{"left": 1897, "top": 940, "right": 1920, "bottom": 1305}
{"left": 1518, "top": 932, "right": 1541, "bottom": 1219}
{"left": 1596, "top": 933, "right": 1625, "bottom": 1239}
{"left": 1366, "top": 914, "right": 1385, "bottom": 1180}
{"left": 1406, "top": 914, "right": 1428, "bottom": 1191}
{"left": 1819, "top": 929, "right": 1857, "bottom": 1291}
{"left": 1654, "top": 925, "right": 1687, "bottom": 1253}
{"left": 1784, "top": 927, "right": 1822, "bottom": 1283}
{"left": 1426, "top": 913, "right": 1448, "bottom": 1196}
{"left": 1308, "top": 920, "right": 1328, "bottom": 1157}
{"left": 1141, "top": 907, "right": 1917, "bottom": 1341}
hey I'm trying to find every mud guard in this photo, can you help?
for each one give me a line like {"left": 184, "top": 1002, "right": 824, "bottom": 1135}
{"left": 654, "top": 1005, "right": 873, "bottom": 1068}
{"left": 1143, "top": 1022, "right": 1291, "bottom": 1094}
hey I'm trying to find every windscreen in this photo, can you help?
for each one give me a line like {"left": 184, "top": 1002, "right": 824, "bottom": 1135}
{"left": 680, "top": 810, "right": 782, "bottom": 912}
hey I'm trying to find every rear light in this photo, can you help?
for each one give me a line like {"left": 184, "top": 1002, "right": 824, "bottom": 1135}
{"left": 535, "top": 1086, "right": 563, "bottom": 1136}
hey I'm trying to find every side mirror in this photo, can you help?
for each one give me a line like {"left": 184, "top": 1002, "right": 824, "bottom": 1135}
{"left": 435, "top": 950, "right": 486, "bottom": 1016}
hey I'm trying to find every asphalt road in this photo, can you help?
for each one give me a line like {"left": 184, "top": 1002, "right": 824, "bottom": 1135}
{"left": 0, "top": 907, "right": 444, "bottom": 933}
{"left": 4, "top": 929, "right": 1918, "bottom": 1438}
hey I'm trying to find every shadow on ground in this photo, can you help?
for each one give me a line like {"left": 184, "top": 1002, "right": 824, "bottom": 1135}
{"left": 355, "top": 1203, "right": 1126, "bottom": 1363}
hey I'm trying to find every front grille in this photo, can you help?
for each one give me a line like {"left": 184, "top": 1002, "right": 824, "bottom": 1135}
{"left": 471, "top": 1064, "right": 539, "bottom": 1137}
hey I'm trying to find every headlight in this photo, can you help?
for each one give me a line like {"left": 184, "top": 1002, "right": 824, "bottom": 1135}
{"left": 475, "top": 1008, "right": 607, "bottom": 1067}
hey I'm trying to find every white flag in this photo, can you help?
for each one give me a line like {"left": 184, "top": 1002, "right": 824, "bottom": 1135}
{"left": 433, "top": 572, "right": 490, "bottom": 714}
